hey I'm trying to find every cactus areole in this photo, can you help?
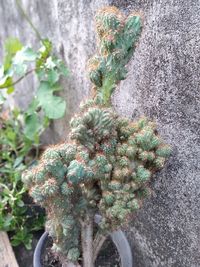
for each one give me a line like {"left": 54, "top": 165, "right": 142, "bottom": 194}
{"left": 23, "top": 6, "right": 171, "bottom": 267}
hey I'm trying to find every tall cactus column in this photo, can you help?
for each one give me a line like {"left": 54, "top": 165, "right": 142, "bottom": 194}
{"left": 88, "top": 6, "right": 142, "bottom": 104}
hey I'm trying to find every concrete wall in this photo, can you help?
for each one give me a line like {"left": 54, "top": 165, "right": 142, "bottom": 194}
{"left": 0, "top": 1, "right": 200, "bottom": 266}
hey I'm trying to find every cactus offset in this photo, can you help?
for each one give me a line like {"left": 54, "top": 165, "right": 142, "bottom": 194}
{"left": 88, "top": 6, "right": 142, "bottom": 104}
{"left": 22, "top": 6, "right": 170, "bottom": 267}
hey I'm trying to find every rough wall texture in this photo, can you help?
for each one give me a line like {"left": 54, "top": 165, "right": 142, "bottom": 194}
{"left": 0, "top": 1, "right": 200, "bottom": 266}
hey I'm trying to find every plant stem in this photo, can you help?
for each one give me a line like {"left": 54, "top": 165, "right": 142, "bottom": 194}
{"left": 62, "top": 262, "right": 80, "bottom": 267}
{"left": 81, "top": 215, "right": 94, "bottom": 267}
{"left": 0, "top": 69, "right": 35, "bottom": 89}
{"left": 57, "top": 255, "right": 81, "bottom": 267}
{"left": 15, "top": 0, "right": 43, "bottom": 42}
{"left": 93, "top": 232, "right": 107, "bottom": 263}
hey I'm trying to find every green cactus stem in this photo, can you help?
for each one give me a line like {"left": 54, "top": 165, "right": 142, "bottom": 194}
{"left": 88, "top": 6, "right": 142, "bottom": 105}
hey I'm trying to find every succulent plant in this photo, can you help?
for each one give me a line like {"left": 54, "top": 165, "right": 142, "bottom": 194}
{"left": 88, "top": 6, "right": 142, "bottom": 104}
{"left": 22, "top": 6, "right": 170, "bottom": 267}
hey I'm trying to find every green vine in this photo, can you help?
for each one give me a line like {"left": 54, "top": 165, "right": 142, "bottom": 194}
{"left": 16, "top": 0, "right": 43, "bottom": 42}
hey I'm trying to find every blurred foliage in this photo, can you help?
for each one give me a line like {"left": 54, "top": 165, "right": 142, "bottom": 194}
{"left": 0, "top": 1, "right": 69, "bottom": 249}
{"left": 0, "top": 107, "right": 45, "bottom": 249}
{"left": 0, "top": 37, "right": 68, "bottom": 141}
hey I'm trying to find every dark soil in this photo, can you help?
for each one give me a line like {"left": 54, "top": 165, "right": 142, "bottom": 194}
{"left": 95, "top": 236, "right": 121, "bottom": 267}
{"left": 41, "top": 236, "right": 121, "bottom": 267}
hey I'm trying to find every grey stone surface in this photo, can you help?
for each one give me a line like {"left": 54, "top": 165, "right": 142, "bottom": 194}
{"left": 0, "top": 0, "right": 200, "bottom": 266}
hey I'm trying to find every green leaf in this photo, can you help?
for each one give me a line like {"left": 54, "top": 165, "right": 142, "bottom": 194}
{"left": 0, "top": 73, "right": 9, "bottom": 86}
{"left": 43, "top": 94, "right": 66, "bottom": 119}
{"left": 14, "top": 46, "right": 37, "bottom": 62}
{"left": 7, "top": 86, "right": 15, "bottom": 94}
{"left": 11, "top": 238, "right": 21, "bottom": 247}
{"left": 0, "top": 66, "right": 15, "bottom": 90}
{"left": 43, "top": 116, "right": 50, "bottom": 128}
{"left": 36, "top": 81, "right": 51, "bottom": 97}
{"left": 37, "top": 82, "right": 66, "bottom": 119}
{"left": 13, "top": 108, "right": 20, "bottom": 118}
{"left": 24, "top": 113, "right": 41, "bottom": 140}
{"left": 11, "top": 229, "right": 33, "bottom": 249}
{"left": 38, "top": 44, "right": 47, "bottom": 54}
{"left": 44, "top": 56, "right": 56, "bottom": 69}
{"left": 0, "top": 92, "right": 6, "bottom": 104}
{"left": 42, "top": 39, "right": 52, "bottom": 53}
{"left": 7, "top": 130, "right": 16, "bottom": 141}
{"left": 13, "top": 156, "right": 24, "bottom": 168}
{"left": 17, "top": 200, "right": 24, "bottom": 207}
{"left": 12, "top": 47, "right": 37, "bottom": 75}
{"left": 0, "top": 76, "right": 14, "bottom": 90}
{"left": 24, "top": 239, "right": 32, "bottom": 250}
{"left": 4, "top": 38, "right": 23, "bottom": 55}
{"left": 38, "top": 39, "right": 52, "bottom": 58}
{"left": 13, "top": 63, "right": 27, "bottom": 76}
{"left": 36, "top": 68, "right": 46, "bottom": 80}
{"left": 50, "top": 83, "right": 62, "bottom": 92}
{"left": 47, "top": 69, "right": 59, "bottom": 85}
{"left": 4, "top": 38, "right": 23, "bottom": 71}
{"left": 36, "top": 40, "right": 52, "bottom": 71}
{"left": 58, "top": 61, "right": 69, "bottom": 76}
{"left": 26, "top": 98, "right": 40, "bottom": 115}
{"left": 3, "top": 214, "right": 13, "bottom": 228}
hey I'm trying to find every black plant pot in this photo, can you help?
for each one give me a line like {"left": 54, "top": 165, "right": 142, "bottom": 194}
{"left": 33, "top": 230, "right": 133, "bottom": 267}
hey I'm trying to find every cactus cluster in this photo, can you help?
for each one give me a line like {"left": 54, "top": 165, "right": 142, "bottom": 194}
{"left": 22, "top": 6, "right": 170, "bottom": 265}
{"left": 22, "top": 100, "right": 170, "bottom": 261}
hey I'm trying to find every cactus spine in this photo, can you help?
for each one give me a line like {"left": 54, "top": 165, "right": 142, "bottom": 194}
{"left": 22, "top": 6, "right": 170, "bottom": 267}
